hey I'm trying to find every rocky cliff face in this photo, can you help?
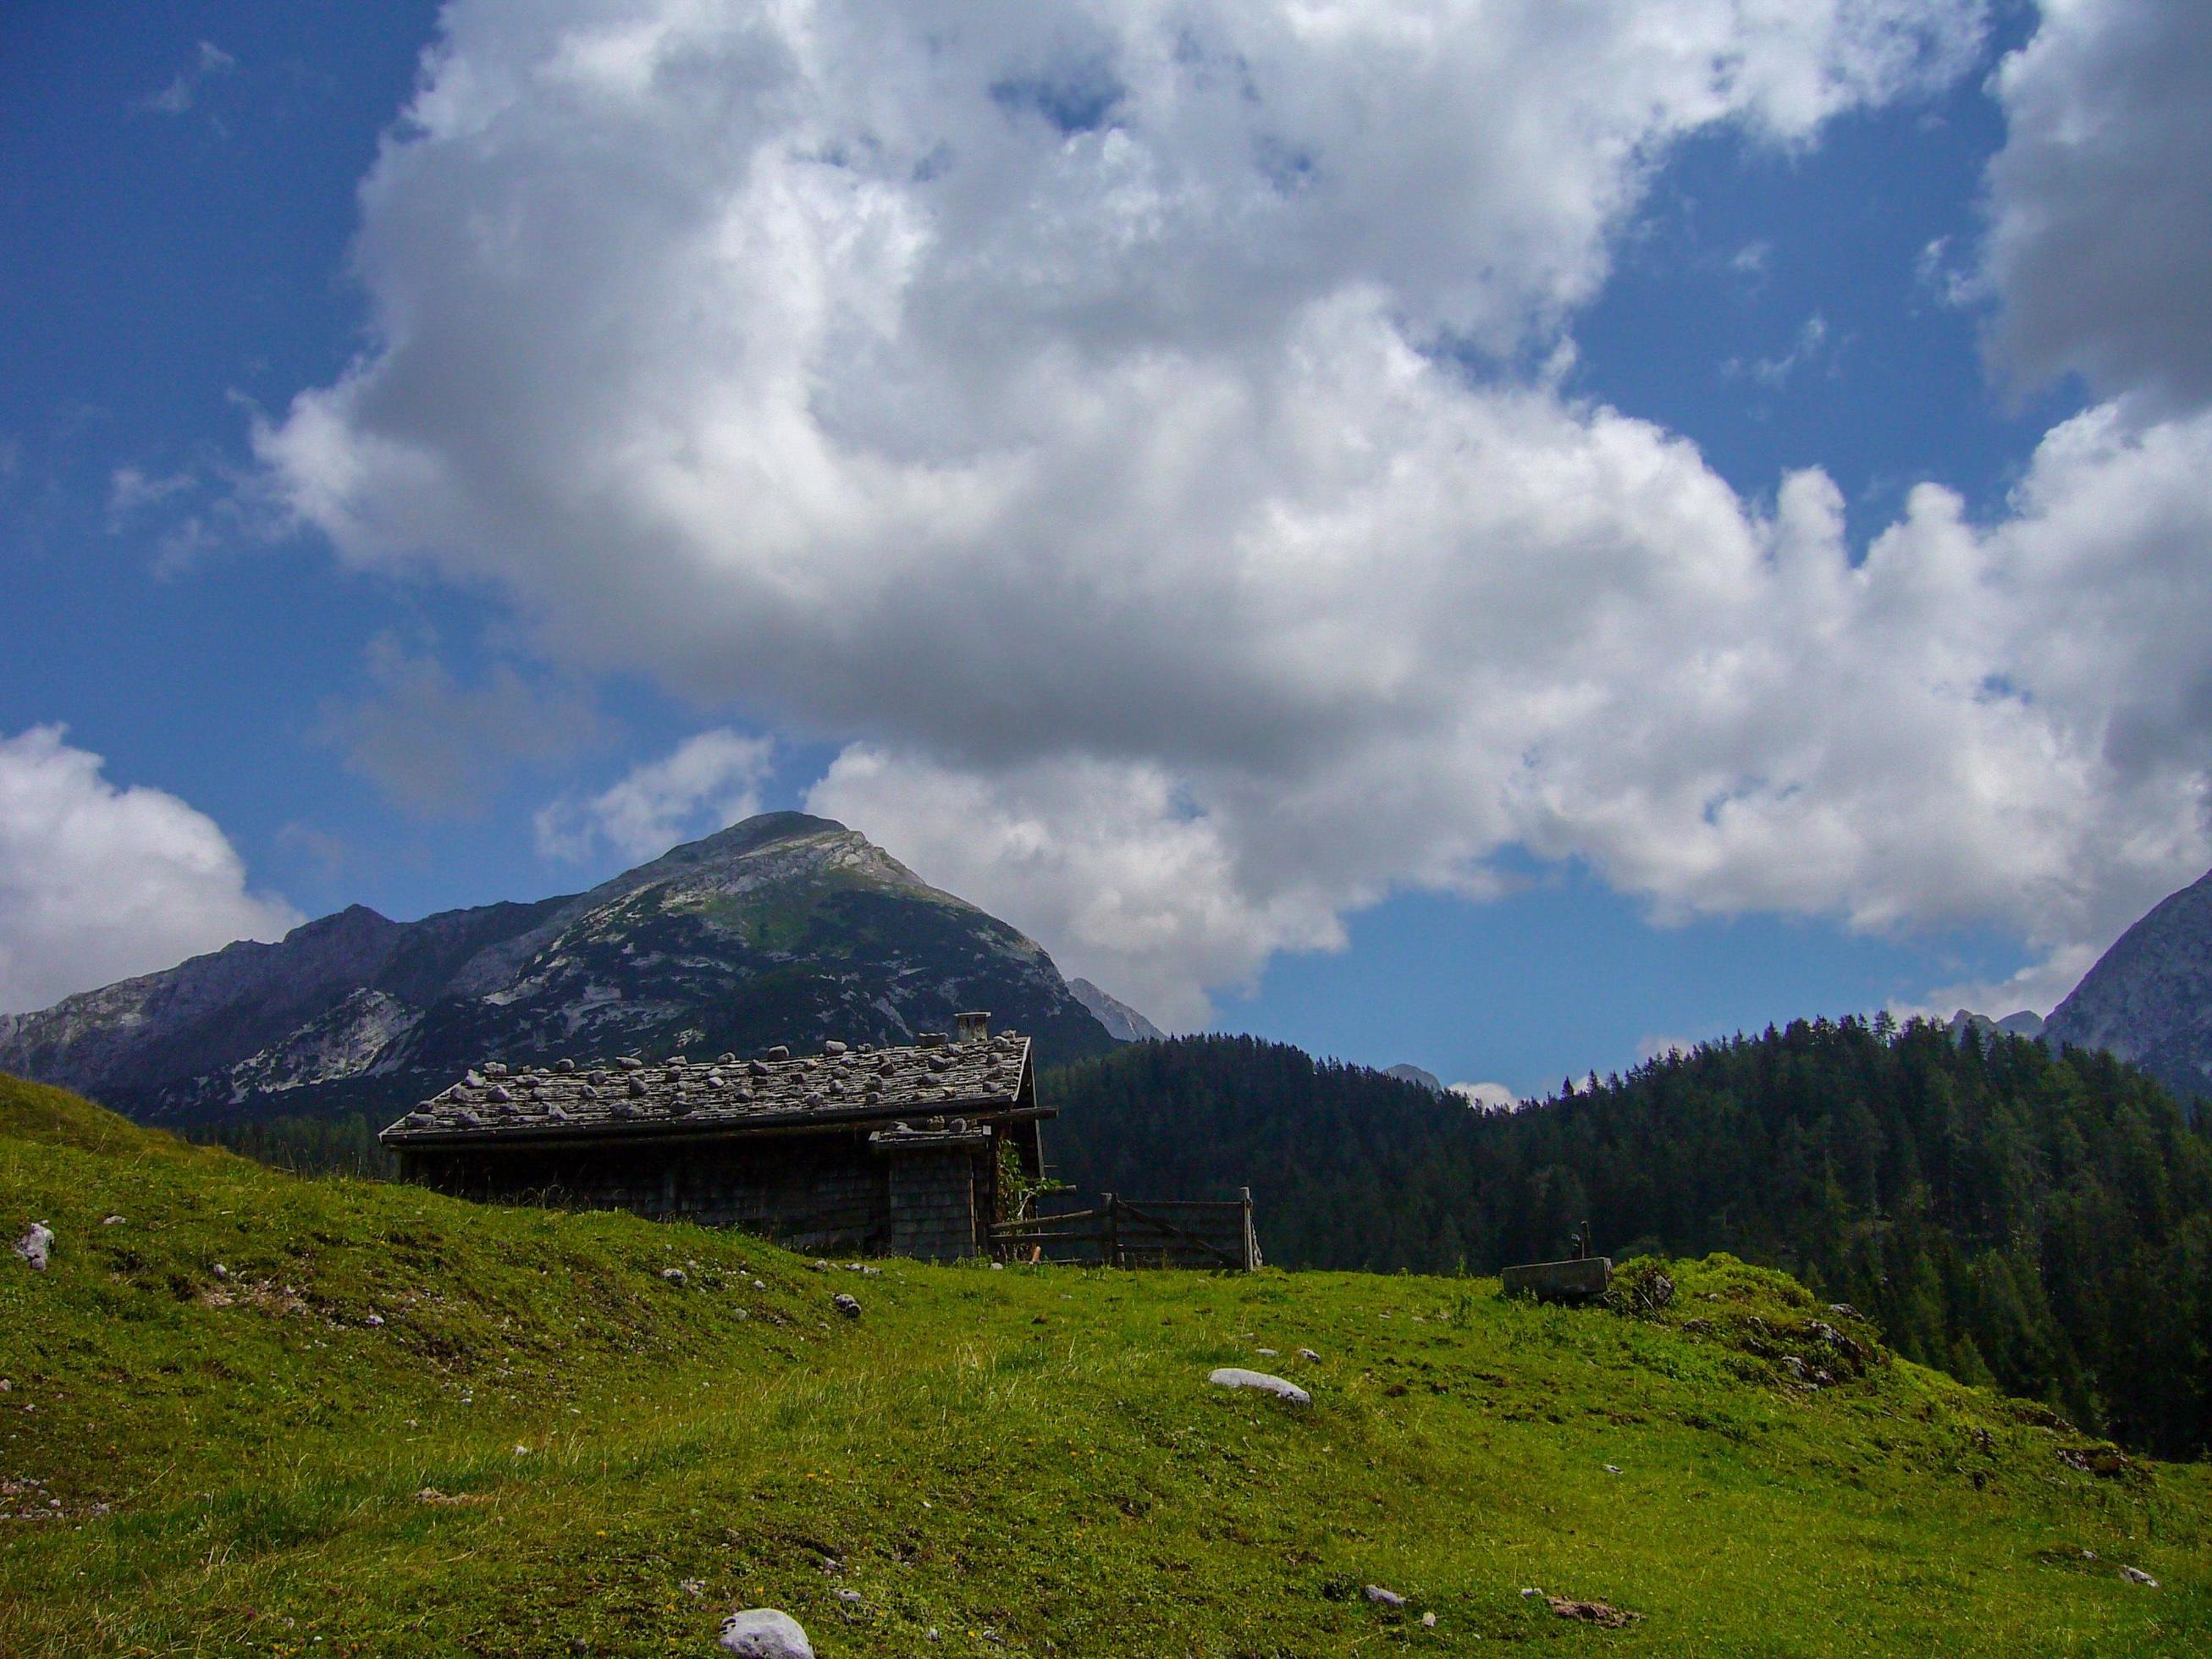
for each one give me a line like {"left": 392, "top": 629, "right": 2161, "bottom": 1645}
{"left": 2045, "top": 866, "right": 2212, "bottom": 1101}
{"left": 0, "top": 813, "right": 1116, "bottom": 1125}
{"left": 1067, "top": 978, "right": 1164, "bottom": 1043}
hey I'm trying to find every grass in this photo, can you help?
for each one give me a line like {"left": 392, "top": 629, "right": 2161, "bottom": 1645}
{"left": 2, "top": 1072, "right": 2207, "bottom": 1656}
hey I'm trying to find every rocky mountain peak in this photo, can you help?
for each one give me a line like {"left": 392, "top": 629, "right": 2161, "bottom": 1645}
{"left": 2045, "top": 865, "right": 2212, "bottom": 1100}
{"left": 0, "top": 812, "right": 1117, "bottom": 1125}
{"left": 1067, "top": 978, "right": 1165, "bottom": 1043}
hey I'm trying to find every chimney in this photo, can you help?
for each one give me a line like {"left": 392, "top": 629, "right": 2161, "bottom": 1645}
{"left": 955, "top": 1011, "right": 990, "bottom": 1045}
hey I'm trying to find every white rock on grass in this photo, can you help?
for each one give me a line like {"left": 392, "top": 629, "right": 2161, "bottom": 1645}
{"left": 833, "top": 1292, "right": 862, "bottom": 1319}
{"left": 718, "top": 1608, "right": 814, "bottom": 1657}
{"left": 1207, "top": 1367, "right": 1310, "bottom": 1404}
{"left": 2122, "top": 1566, "right": 2160, "bottom": 1587}
{"left": 13, "top": 1222, "right": 53, "bottom": 1271}
{"left": 1364, "top": 1585, "right": 1405, "bottom": 1607}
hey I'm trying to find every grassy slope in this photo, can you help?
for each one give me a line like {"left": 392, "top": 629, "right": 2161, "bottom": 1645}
{"left": 1, "top": 1075, "right": 2206, "bottom": 1658}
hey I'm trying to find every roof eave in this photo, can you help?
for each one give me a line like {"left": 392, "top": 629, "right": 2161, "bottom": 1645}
{"left": 379, "top": 1094, "right": 1053, "bottom": 1152}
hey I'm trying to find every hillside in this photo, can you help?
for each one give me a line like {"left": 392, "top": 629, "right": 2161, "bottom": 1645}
{"left": 1043, "top": 1024, "right": 2212, "bottom": 1458}
{"left": 0, "top": 813, "right": 1114, "bottom": 1128}
{"left": 2047, "top": 865, "right": 2212, "bottom": 1102}
{"left": 3, "top": 1075, "right": 2206, "bottom": 1656}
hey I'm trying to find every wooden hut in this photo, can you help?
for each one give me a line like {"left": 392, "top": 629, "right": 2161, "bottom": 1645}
{"left": 378, "top": 1012, "right": 1043, "bottom": 1261}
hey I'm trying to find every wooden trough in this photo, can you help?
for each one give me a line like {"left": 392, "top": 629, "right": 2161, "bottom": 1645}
{"left": 1500, "top": 1255, "right": 1613, "bottom": 1303}
{"left": 990, "top": 1189, "right": 1261, "bottom": 1270}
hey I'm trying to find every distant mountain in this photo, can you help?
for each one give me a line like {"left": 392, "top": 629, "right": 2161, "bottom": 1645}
{"left": 1947, "top": 1009, "right": 2046, "bottom": 1046}
{"left": 0, "top": 813, "right": 1115, "bottom": 1126}
{"left": 1384, "top": 1063, "right": 1446, "bottom": 1094}
{"left": 2045, "top": 867, "right": 2212, "bottom": 1101}
{"left": 1067, "top": 978, "right": 1165, "bottom": 1043}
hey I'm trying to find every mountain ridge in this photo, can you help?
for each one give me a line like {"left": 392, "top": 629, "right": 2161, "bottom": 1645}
{"left": 0, "top": 812, "right": 1114, "bottom": 1124}
{"left": 2045, "top": 865, "right": 2212, "bottom": 1100}
{"left": 1066, "top": 977, "right": 1165, "bottom": 1042}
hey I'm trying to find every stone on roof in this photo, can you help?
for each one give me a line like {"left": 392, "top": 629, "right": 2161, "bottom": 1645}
{"left": 380, "top": 1031, "right": 1033, "bottom": 1147}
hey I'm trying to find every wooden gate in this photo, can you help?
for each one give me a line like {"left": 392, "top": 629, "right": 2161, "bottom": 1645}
{"left": 990, "top": 1189, "right": 1260, "bottom": 1270}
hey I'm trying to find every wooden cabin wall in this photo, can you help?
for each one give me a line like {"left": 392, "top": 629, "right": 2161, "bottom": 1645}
{"left": 397, "top": 1132, "right": 992, "bottom": 1260}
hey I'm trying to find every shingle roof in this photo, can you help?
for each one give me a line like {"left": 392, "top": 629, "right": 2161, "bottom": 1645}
{"left": 378, "top": 1032, "right": 1034, "bottom": 1148}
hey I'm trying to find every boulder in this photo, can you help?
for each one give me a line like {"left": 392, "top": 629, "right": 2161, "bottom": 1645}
{"left": 1207, "top": 1367, "right": 1310, "bottom": 1405}
{"left": 719, "top": 1610, "right": 814, "bottom": 1657}
{"left": 13, "top": 1221, "right": 53, "bottom": 1271}
{"left": 833, "top": 1292, "right": 862, "bottom": 1319}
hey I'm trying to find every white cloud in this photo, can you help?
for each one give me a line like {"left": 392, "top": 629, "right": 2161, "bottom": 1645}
{"left": 1982, "top": 0, "right": 2212, "bottom": 411}
{"left": 1729, "top": 311, "right": 1830, "bottom": 387}
{"left": 807, "top": 745, "right": 1351, "bottom": 1029}
{"left": 537, "top": 728, "right": 775, "bottom": 864}
{"left": 141, "top": 41, "right": 237, "bottom": 117}
{"left": 106, "top": 466, "right": 196, "bottom": 531}
{"left": 0, "top": 727, "right": 300, "bottom": 1015}
{"left": 1895, "top": 941, "right": 2103, "bottom": 1028}
{"left": 1450, "top": 1080, "right": 1521, "bottom": 1113}
{"left": 245, "top": 0, "right": 2212, "bottom": 1023}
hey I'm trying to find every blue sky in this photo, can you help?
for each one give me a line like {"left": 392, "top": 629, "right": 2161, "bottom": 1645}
{"left": 6, "top": 2, "right": 2210, "bottom": 1100}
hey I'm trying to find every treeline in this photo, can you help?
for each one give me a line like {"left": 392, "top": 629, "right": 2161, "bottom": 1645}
{"left": 185, "top": 1112, "right": 397, "bottom": 1179}
{"left": 1040, "top": 1022, "right": 2212, "bottom": 1458}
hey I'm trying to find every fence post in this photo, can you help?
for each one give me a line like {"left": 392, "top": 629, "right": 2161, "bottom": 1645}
{"left": 1104, "top": 1193, "right": 1119, "bottom": 1268}
{"left": 1240, "top": 1187, "right": 1255, "bottom": 1270}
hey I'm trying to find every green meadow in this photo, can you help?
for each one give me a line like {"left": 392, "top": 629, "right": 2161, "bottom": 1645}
{"left": 2, "top": 1074, "right": 2205, "bottom": 1657}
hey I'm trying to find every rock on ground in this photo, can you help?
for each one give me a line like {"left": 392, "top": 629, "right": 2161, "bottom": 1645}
{"left": 1363, "top": 1585, "right": 1405, "bottom": 1607}
{"left": 832, "top": 1292, "right": 862, "bottom": 1319}
{"left": 13, "top": 1222, "right": 53, "bottom": 1271}
{"left": 718, "top": 1608, "right": 814, "bottom": 1657}
{"left": 1547, "top": 1596, "right": 1641, "bottom": 1628}
{"left": 1207, "top": 1367, "right": 1310, "bottom": 1404}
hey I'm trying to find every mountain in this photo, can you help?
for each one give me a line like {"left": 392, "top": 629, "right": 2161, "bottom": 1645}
{"left": 1384, "top": 1062, "right": 1446, "bottom": 1094}
{"left": 1066, "top": 977, "right": 1165, "bottom": 1042}
{"left": 0, "top": 812, "right": 1115, "bottom": 1126}
{"left": 2045, "top": 866, "right": 2212, "bottom": 1100}
{"left": 1947, "top": 1008, "right": 2046, "bottom": 1045}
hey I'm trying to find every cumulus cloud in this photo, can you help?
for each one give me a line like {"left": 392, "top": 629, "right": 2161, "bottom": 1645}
{"left": 1450, "top": 1081, "right": 1521, "bottom": 1113}
{"left": 319, "top": 633, "right": 608, "bottom": 816}
{"left": 247, "top": 0, "right": 2212, "bottom": 1020}
{"left": 1982, "top": 0, "right": 2212, "bottom": 411}
{"left": 536, "top": 728, "right": 775, "bottom": 864}
{"left": 0, "top": 727, "right": 300, "bottom": 1014}
{"left": 807, "top": 745, "right": 1352, "bottom": 1028}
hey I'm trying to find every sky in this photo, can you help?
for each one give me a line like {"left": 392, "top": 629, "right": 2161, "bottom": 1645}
{"left": 4, "top": 1, "right": 2211, "bottom": 1101}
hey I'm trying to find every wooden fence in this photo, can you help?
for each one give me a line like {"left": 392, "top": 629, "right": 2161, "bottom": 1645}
{"left": 990, "top": 1190, "right": 1260, "bottom": 1270}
